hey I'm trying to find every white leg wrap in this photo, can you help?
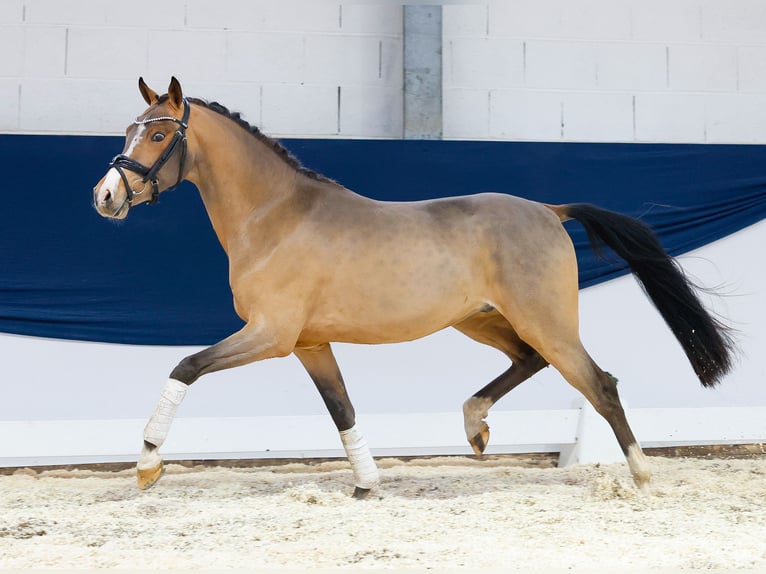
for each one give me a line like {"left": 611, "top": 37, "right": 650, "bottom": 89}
{"left": 340, "top": 425, "right": 379, "bottom": 490}
{"left": 463, "top": 396, "right": 493, "bottom": 439}
{"left": 143, "top": 378, "right": 187, "bottom": 449}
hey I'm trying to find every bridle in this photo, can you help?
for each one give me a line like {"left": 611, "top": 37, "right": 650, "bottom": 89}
{"left": 108, "top": 98, "right": 190, "bottom": 206}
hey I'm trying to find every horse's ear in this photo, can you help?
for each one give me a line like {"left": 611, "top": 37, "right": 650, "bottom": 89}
{"left": 168, "top": 76, "right": 184, "bottom": 110}
{"left": 138, "top": 77, "right": 159, "bottom": 105}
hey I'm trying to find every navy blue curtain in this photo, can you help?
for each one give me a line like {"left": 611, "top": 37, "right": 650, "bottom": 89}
{"left": 2, "top": 135, "right": 765, "bottom": 345}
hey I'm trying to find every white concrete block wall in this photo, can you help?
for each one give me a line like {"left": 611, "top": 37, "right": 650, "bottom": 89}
{"left": 3, "top": 1, "right": 766, "bottom": 143}
{"left": 444, "top": 0, "right": 766, "bottom": 143}
{"left": 0, "top": 0, "right": 403, "bottom": 137}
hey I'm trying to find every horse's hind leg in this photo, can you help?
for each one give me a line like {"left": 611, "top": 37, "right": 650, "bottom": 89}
{"left": 294, "top": 343, "right": 379, "bottom": 498}
{"left": 525, "top": 331, "right": 652, "bottom": 489}
{"left": 454, "top": 311, "right": 548, "bottom": 456}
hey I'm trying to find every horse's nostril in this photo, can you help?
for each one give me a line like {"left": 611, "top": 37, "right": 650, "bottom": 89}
{"left": 103, "top": 189, "right": 112, "bottom": 203}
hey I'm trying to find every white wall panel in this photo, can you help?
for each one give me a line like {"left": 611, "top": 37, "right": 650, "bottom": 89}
{"left": 668, "top": 44, "right": 738, "bottom": 92}
{"left": 489, "top": 89, "right": 561, "bottom": 141}
{"left": 704, "top": 94, "right": 766, "bottom": 144}
{"left": 3, "top": 0, "right": 766, "bottom": 142}
{"left": 737, "top": 46, "right": 766, "bottom": 92}
{"left": 339, "top": 85, "right": 403, "bottom": 138}
{"left": 102, "top": 0, "right": 185, "bottom": 28}
{"left": 635, "top": 93, "right": 706, "bottom": 142}
{"left": 67, "top": 28, "right": 147, "bottom": 79}
{"left": 185, "top": 0, "right": 340, "bottom": 33}
{"left": 0, "top": 0, "right": 22, "bottom": 23}
{"left": 701, "top": 0, "right": 766, "bottom": 43}
{"left": 447, "top": 38, "right": 524, "bottom": 89}
{"left": 0, "top": 1, "right": 403, "bottom": 138}
{"left": 0, "top": 80, "right": 19, "bottom": 130}
{"left": 524, "top": 41, "right": 598, "bottom": 90}
{"left": 19, "top": 78, "right": 135, "bottom": 133}
{"left": 225, "top": 32, "right": 306, "bottom": 84}
{"left": 561, "top": 92, "right": 634, "bottom": 141}
{"left": 304, "top": 35, "right": 390, "bottom": 85}
{"left": 0, "top": 27, "right": 23, "bottom": 76}
{"left": 630, "top": 0, "right": 702, "bottom": 42}
{"left": 443, "top": 1, "right": 766, "bottom": 143}
{"left": 261, "top": 84, "right": 337, "bottom": 135}
{"left": 23, "top": 0, "right": 108, "bottom": 25}
{"left": 22, "top": 26, "right": 66, "bottom": 77}
{"left": 443, "top": 88, "right": 489, "bottom": 139}
{"left": 490, "top": 0, "right": 632, "bottom": 41}
{"left": 147, "top": 30, "right": 228, "bottom": 82}
{"left": 595, "top": 43, "right": 666, "bottom": 91}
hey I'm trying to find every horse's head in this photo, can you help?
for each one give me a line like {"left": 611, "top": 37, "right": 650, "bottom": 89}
{"left": 93, "top": 77, "right": 190, "bottom": 219}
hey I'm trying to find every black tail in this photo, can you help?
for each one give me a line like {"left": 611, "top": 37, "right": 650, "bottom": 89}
{"left": 564, "top": 203, "right": 736, "bottom": 388}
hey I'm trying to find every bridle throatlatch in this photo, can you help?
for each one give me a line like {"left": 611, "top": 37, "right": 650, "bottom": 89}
{"left": 108, "top": 98, "right": 191, "bottom": 206}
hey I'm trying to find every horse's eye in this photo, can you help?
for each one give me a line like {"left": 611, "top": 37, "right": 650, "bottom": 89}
{"left": 152, "top": 132, "right": 166, "bottom": 143}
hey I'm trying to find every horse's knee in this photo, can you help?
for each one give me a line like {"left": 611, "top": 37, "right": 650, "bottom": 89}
{"left": 170, "top": 355, "right": 204, "bottom": 384}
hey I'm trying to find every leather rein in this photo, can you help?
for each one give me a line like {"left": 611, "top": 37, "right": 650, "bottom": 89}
{"left": 108, "top": 98, "right": 190, "bottom": 205}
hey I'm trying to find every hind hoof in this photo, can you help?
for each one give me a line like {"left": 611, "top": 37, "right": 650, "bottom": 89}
{"left": 137, "top": 461, "right": 164, "bottom": 490}
{"left": 469, "top": 425, "right": 490, "bottom": 457}
{"left": 352, "top": 487, "right": 371, "bottom": 500}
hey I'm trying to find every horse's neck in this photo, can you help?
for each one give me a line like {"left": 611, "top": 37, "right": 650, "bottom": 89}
{"left": 187, "top": 113, "right": 297, "bottom": 253}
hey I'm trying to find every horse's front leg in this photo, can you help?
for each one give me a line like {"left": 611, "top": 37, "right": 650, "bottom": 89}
{"left": 137, "top": 321, "right": 294, "bottom": 490}
{"left": 294, "top": 343, "right": 379, "bottom": 499}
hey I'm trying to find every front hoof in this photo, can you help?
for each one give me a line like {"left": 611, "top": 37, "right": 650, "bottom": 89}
{"left": 352, "top": 487, "right": 371, "bottom": 500}
{"left": 469, "top": 424, "right": 490, "bottom": 457}
{"left": 137, "top": 461, "right": 164, "bottom": 490}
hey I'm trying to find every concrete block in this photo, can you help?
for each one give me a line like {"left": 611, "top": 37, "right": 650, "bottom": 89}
{"left": 446, "top": 37, "right": 524, "bottom": 89}
{"left": 261, "top": 84, "right": 337, "bottom": 136}
{"left": 0, "top": 0, "right": 22, "bottom": 24}
{"left": 339, "top": 85, "right": 402, "bottom": 138}
{"left": 561, "top": 92, "right": 634, "bottom": 142}
{"left": 104, "top": 0, "right": 186, "bottom": 28}
{"left": 596, "top": 43, "right": 667, "bottom": 90}
{"left": 705, "top": 94, "right": 766, "bottom": 144}
{"left": 147, "top": 30, "right": 227, "bottom": 82}
{"left": 630, "top": 0, "right": 702, "bottom": 42}
{"left": 226, "top": 32, "right": 306, "bottom": 84}
{"left": 702, "top": 0, "right": 766, "bottom": 43}
{"left": 0, "top": 27, "right": 23, "bottom": 76}
{"left": 23, "top": 26, "right": 66, "bottom": 77}
{"left": 489, "top": 89, "right": 562, "bottom": 141}
{"left": 305, "top": 35, "right": 395, "bottom": 85}
{"left": 668, "top": 44, "right": 737, "bottom": 92}
{"left": 491, "top": 0, "right": 631, "bottom": 40}
{"left": 525, "top": 40, "right": 598, "bottom": 90}
{"left": 186, "top": 82, "right": 262, "bottom": 126}
{"left": 443, "top": 5, "right": 487, "bottom": 38}
{"left": 0, "top": 80, "right": 19, "bottom": 130}
{"left": 24, "top": 0, "right": 106, "bottom": 25}
{"left": 442, "top": 88, "right": 489, "bottom": 140}
{"left": 67, "top": 27, "right": 147, "bottom": 79}
{"left": 634, "top": 93, "right": 705, "bottom": 143}
{"left": 340, "top": 4, "right": 402, "bottom": 35}
{"left": 738, "top": 46, "right": 766, "bottom": 92}
{"left": 20, "top": 78, "right": 137, "bottom": 133}
{"left": 185, "top": 0, "right": 340, "bottom": 32}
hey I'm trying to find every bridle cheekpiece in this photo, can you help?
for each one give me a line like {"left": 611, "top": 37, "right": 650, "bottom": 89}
{"left": 108, "top": 98, "right": 191, "bottom": 206}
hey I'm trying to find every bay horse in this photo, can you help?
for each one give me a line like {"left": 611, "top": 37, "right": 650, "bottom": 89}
{"left": 93, "top": 77, "right": 735, "bottom": 497}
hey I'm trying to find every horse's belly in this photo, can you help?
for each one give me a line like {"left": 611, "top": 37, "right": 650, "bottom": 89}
{"left": 299, "top": 289, "right": 482, "bottom": 345}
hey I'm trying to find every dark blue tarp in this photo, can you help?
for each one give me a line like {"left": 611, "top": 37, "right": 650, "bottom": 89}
{"left": 2, "top": 135, "right": 765, "bottom": 345}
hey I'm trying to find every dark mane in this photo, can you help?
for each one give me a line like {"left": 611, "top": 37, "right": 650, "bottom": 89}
{"left": 158, "top": 94, "right": 337, "bottom": 185}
